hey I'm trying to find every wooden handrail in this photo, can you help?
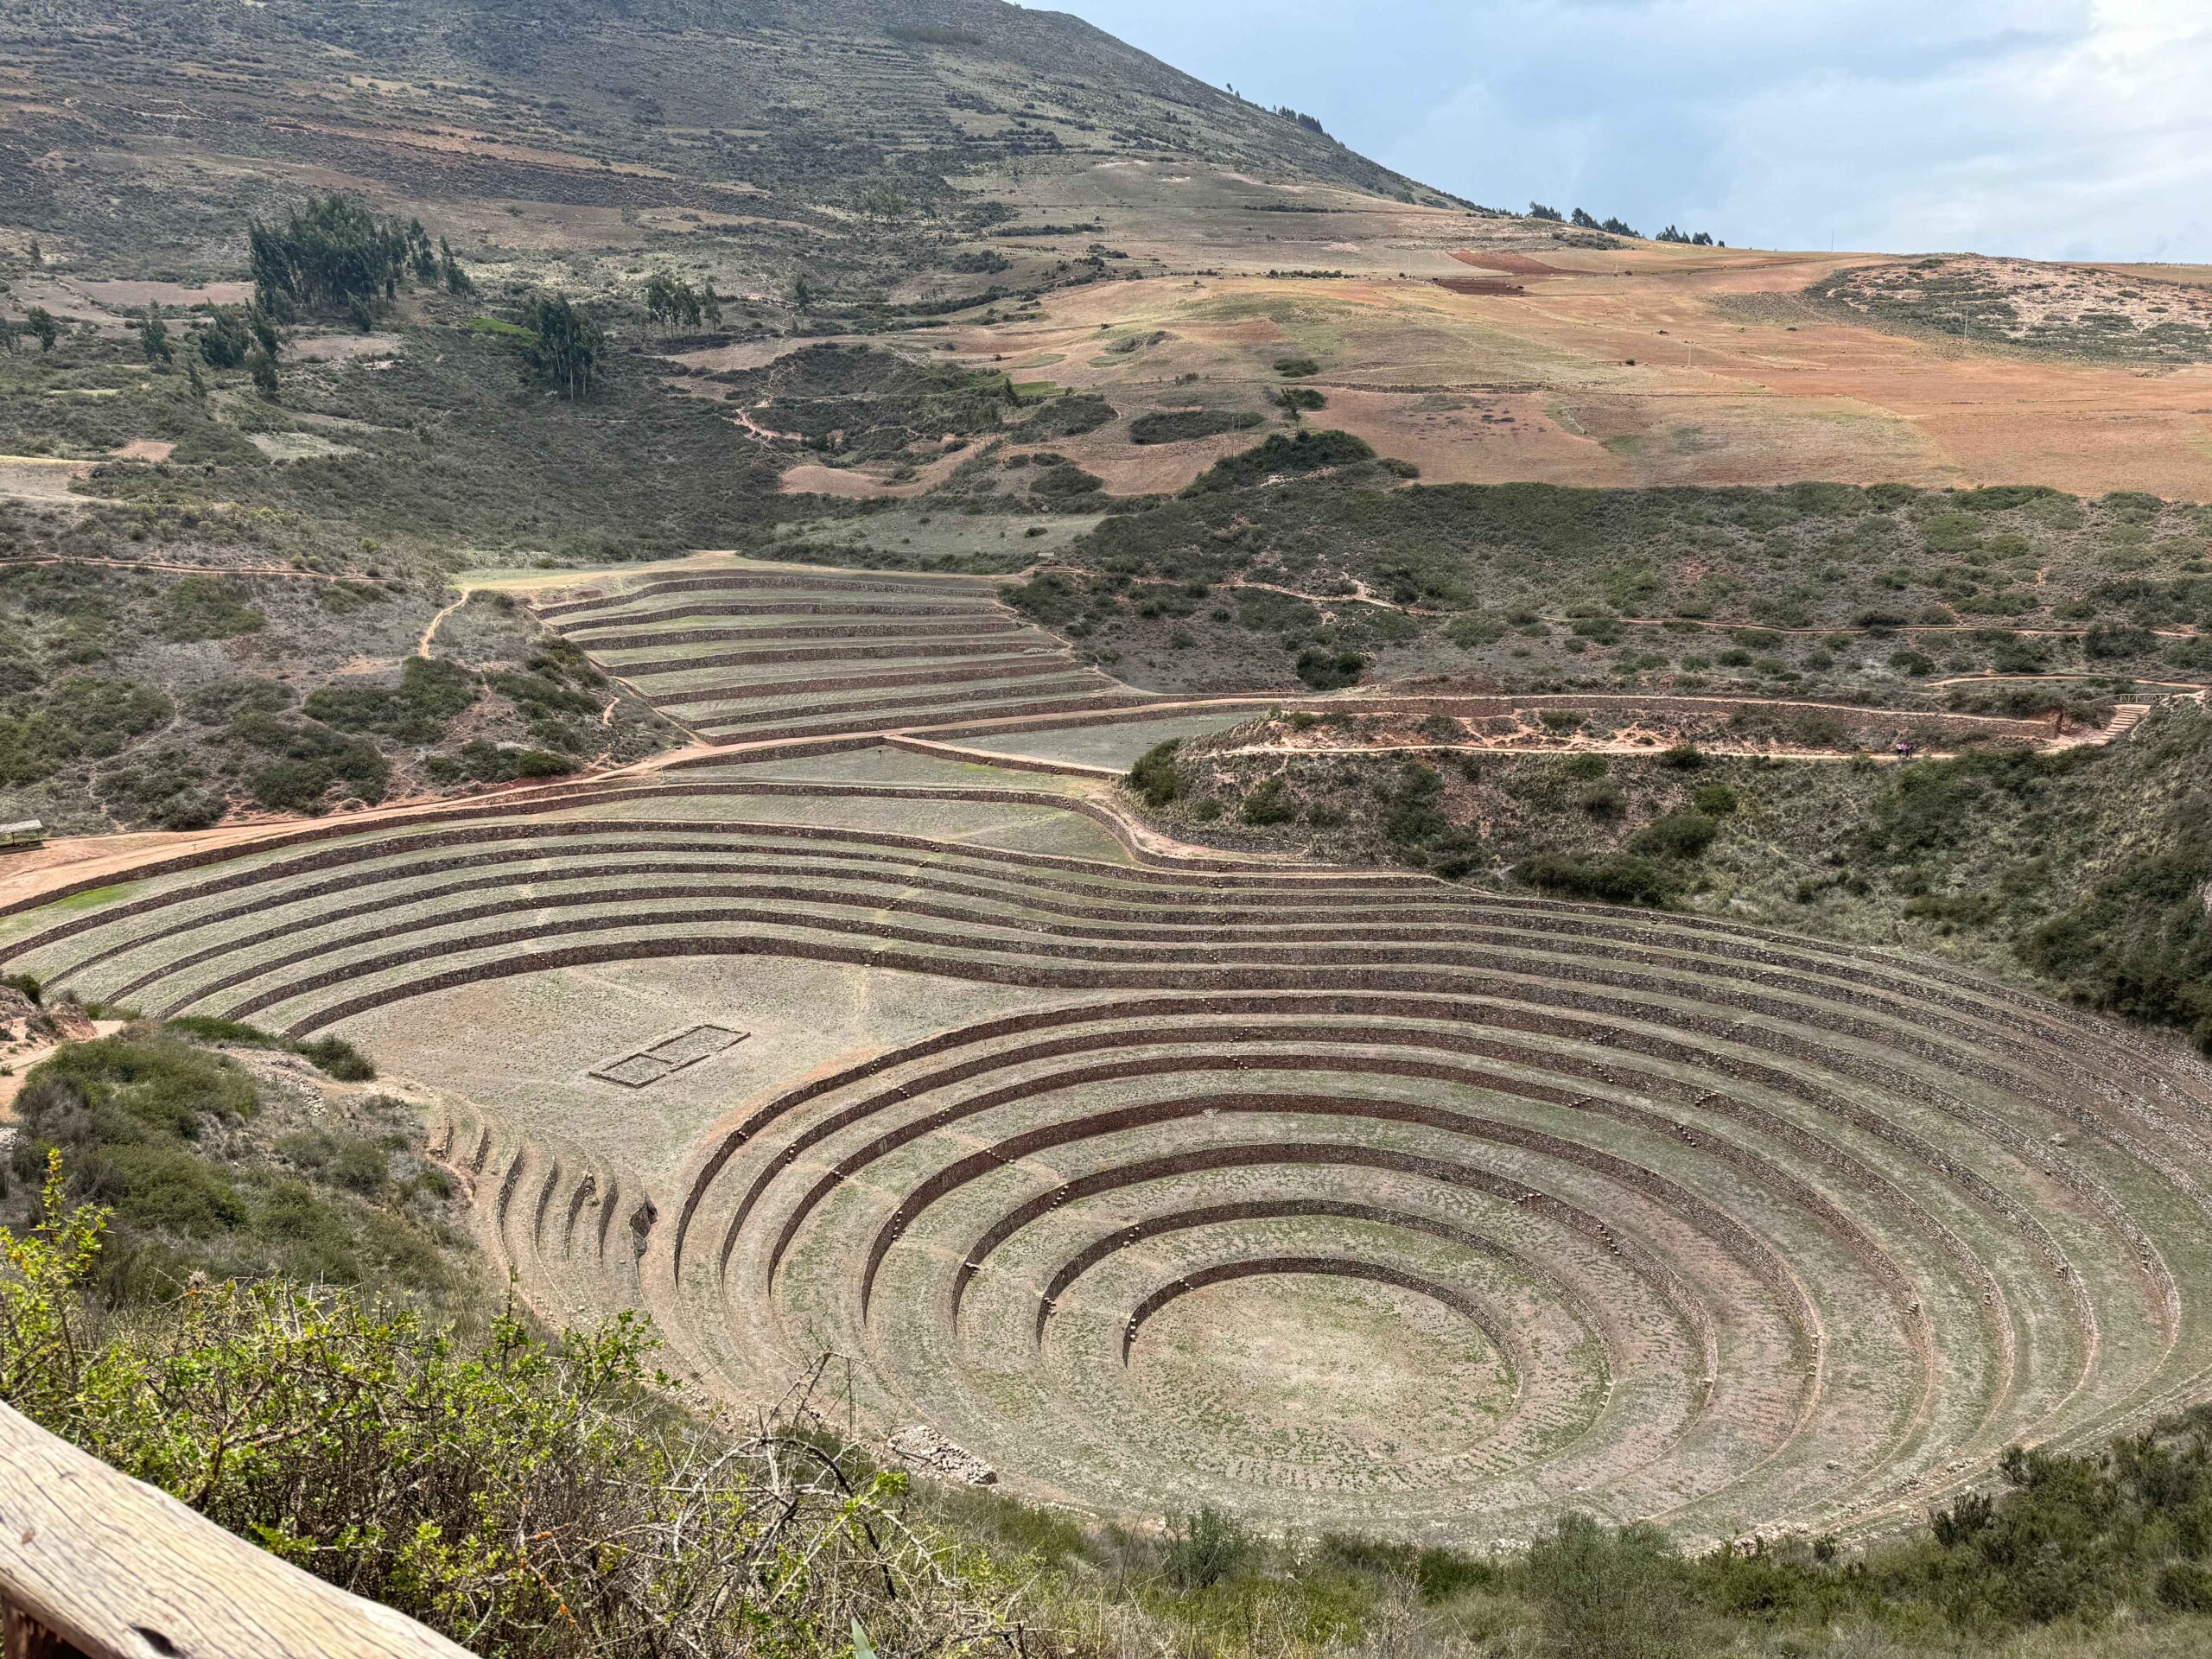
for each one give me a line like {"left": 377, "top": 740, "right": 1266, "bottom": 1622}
{"left": 0, "top": 1401, "right": 474, "bottom": 1659}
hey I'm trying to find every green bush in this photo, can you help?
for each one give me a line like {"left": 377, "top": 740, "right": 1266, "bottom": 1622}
{"left": 186, "top": 677, "right": 293, "bottom": 722}
{"left": 93, "top": 745, "right": 226, "bottom": 830}
{"left": 0, "top": 676, "right": 173, "bottom": 786}
{"left": 446, "top": 741, "right": 578, "bottom": 785}
{"left": 1516, "top": 852, "right": 1675, "bottom": 906}
{"left": 161, "top": 576, "right": 266, "bottom": 643}
{"left": 296, "top": 1035, "right": 377, "bottom": 1083}
{"left": 4, "top": 1034, "right": 434, "bottom": 1301}
{"left": 1236, "top": 588, "right": 1322, "bottom": 633}
{"left": 1130, "top": 740, "right": 1184, "bottom": 808}
{"left": 2022, "top": 823, "right": 2212, "bottom": 1050}
{"left": 1129, "top": 410, "right": 1263, "bottom": 446}
{"left": 229, "top": 714, "right": 390, "bottom": 812}
{"left": 1238, "top": 778, "right": 1299, "bottom": 825}
{"left": 1528, "top": 1515, "right": 1702, "bottom": 1659}
{"left": 1445, "top": 612, "right": 1504, "bottom": 649}
{"left": 0, "top": 1170, "right": 1003, "bottom": 1659}
{"left": 1187, "top": 429, "right": 1376, "bottom": 493}
{"left": 1690, "top": 781, "right": 1739, "bottom": 816}
{"left": 1165, "top": 1506, "right": 1250, "bottom": 1590}
{"left": 1295, "top": 647, "right": 1366, "bottom": 690}
{"left": 1014, "top": 393, "right": 1116, "bottom": 439}
{"left": 305, "top": 656, "right": 480, "bottom": 745}
{"left": 1630, "top": 810, "right": 1719, "bottom": 859}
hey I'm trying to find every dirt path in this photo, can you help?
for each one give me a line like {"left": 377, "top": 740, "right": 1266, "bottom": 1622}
{"left": 727, "top": 406, "right": 806, "bottom": 443}
{"left": 0, "top": 1019, "right": 127, "bottom": 1116}
{"left": 1211, "top": 740, "right": 1905, "bottom": 764}
{"left": 1624, "top": 614, "right": 2203, "bottom": 641}
{"left": 1933, "top": 671, "right": 2210, "bottom": 692}
{"left": 2, "top": 554, "right": 369, "bottom": 582}
{"left": 417, "top": 593, "right": 470, "bottom": 658}
{"left": 1224, "top": 577, "right": 1446, "bottom": 620}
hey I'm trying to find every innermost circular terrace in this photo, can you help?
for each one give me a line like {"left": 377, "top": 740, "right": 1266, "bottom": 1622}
{"left": 1128, "top": 1268, "right": 1517, "bottom": 1478}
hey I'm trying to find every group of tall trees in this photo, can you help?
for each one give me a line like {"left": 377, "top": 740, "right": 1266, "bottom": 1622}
{"left": 247, "top": 194, "right": 471, "bottom": 327}
{"left": 0, "top": 306, "right": 59, "bottom": 354}
{"left": 641, "top": 269, "right": 722, "bottom": 333}
{"left": 1570, "top": 207, "right": 1641, "bottom": 237}
{"left": 1528, "top": 201, "right": 1721, "bottom": 247}
{"left": 520, "top": 293, "right": 605, "bottom": 400}
{"left": 198, "top": 302, "right": 283, "bottom": 396}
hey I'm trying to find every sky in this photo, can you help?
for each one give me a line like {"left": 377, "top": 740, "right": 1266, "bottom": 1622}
{"left": 1040, "top": 0, "right": 2212, "bottom": 263}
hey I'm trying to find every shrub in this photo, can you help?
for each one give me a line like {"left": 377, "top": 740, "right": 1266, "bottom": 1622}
{"left": 296, "top": 1035, "right": 376, "bottom": 1083}
{"left": 94, "top": 746, "right": 226, "bottom": 830}
{"left": 1026, "top": 461, "right": 1103, "bottom": 500}
{"left": 1129, "top": 741, "right": 1183, "bottom": 808}
{"left": 1631, "top": 811, "right": 1719, "bottom": 859}
{"left": 1165, "top": 1506, "right": 1249, "bottom": 1589}
{"left": 1239, "top": 779, "right": 1299, "bottom": 825}
{"left": 1014, "top": 393, "right": 1115, "bottom": 439}
{"left": 1691, "top": 781, "right": 1739, "bottom": 816}
{"left": 228, "top": 715, "right": 390, "bottom": 813}
{"left": 0, "top": 677, "right": 174, "bottom": 787}
{"left": 1186, "top": 429, "right": 1376, "bottom": 493}
{"left": 1528, "top": 1516, "right": 1701, "bottom": 1659}
{"left": 1273, "top": 356, "right": 1320, "bottom": 378}
{"left": 1579, "top": 780, "right": 1624, "bottom": 817}
{"left": 450, "top": 741, "right": 577, "bottom": 785}
{"left": 1128, "top": 410, "right": 1263, "bottom": 446}
{"left": 1295, "top": 647, "right": 1366, "bottom": 690}
{"left": 1446, "top": 613, "right": 1504, "bottom": 649}
{"left": 305, "top": 657, "right": 479, "bottom": 745}
{"left": 1236, "top": 589, "right": 1321, "bottom": 632}
{"left": 2086, "top": 625, "right": 2157, "bottom": 660}
{"left": 161, "top": 576, "right": 266, "bottom": 643}
{"left": 186, "top": 677, "right": 292, "bottom": 723}
{"left": 2022, "top": 822, "right": 2212, "bottom": 1050}
{"left": 1516, "top": 853, "right": 1675, "bottom": 906}
{"left": 0, "top": 1167, "right": 1006, "bottom": 1658}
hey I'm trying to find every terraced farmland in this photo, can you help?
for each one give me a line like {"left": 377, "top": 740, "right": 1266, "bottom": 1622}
{"left": 7, "top": 747, "right": 2212, "bottom": 1549}
{"left": 535, "top": 561, "right": 1151, "bottom": 745}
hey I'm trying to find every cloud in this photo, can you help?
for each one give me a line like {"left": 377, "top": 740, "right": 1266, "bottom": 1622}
{"left": 1052, "top": 0, "right": 2212, "bottom": 259}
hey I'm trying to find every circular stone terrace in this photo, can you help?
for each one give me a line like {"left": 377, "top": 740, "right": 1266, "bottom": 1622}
{"left": 6, "top": 556, "right": 2209, "bottom": 1550}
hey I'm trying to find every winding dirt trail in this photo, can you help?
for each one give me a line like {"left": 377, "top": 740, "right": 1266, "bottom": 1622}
{"left": 416, "top": 593, "right": 470, "bottom": 658}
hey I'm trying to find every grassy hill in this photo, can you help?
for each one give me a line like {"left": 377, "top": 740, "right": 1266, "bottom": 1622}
{"left": 0, "top": 0, "right": 1450, "bottom": 283}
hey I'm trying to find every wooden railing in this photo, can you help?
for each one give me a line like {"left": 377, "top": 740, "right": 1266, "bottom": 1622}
{"left": 0, "top": 1402, "right": 474, "bottom": 1659}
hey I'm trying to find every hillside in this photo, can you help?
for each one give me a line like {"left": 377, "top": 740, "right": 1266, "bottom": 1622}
{"left": 0, "top": 0, "right": 1446, "bottom": 283}
{"left": 11, "top": 3, "right": 2212, "bottom": 505}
